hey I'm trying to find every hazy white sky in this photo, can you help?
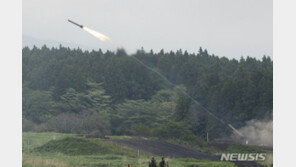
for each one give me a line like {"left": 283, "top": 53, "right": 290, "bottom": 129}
{"left": 23, "top": 0, "right": 272, "bottom": 59}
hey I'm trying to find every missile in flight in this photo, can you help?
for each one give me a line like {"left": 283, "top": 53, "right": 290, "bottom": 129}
{"left": 67, "top": 19, "right": 111, "bottom": 42}
{"left": 68, "top": 19, "right": 83, "bottom": 28}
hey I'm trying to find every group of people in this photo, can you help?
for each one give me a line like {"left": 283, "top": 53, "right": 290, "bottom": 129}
{"left": 149, "top": 157, "right": 169, "bottom": 167}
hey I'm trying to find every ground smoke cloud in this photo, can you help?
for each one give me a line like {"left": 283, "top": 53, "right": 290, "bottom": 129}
{"left": 232, "top": 119, "right": 273, "bottom": 147}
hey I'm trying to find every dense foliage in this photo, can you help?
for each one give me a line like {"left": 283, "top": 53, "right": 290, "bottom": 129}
{"left": 22, "top": 45, "right": 272, "bottom": 140}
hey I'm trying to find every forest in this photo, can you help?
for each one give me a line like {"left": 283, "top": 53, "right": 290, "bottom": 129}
{"left": 22, "top": 45, "right": 273, "bottom": 142}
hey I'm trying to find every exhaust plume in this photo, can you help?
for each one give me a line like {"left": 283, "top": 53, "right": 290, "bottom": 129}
{"left": 83, "top": 27, "right": 111, "bottom": 42}
{"left": 232, "top": 119, "right": 273, "bottom": 146}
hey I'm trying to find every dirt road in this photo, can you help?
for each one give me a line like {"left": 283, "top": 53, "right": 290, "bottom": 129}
{"left": 109, "top": 139, "right": 263, "bottom": 167}
{"left": 110, "top": 139, "right": 216, "bottom": 160}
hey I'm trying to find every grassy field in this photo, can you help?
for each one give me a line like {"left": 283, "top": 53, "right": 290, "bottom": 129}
{"left": 23, "top": 132, "right": 236, "bottom": 167}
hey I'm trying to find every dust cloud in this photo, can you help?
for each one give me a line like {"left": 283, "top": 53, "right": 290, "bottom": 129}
{"left": 232, "top": 119, "right": 273, "bottom": 147}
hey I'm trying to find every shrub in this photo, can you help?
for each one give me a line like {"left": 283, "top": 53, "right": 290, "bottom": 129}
{"left": 44, "top": 113, "right": 82, "bottom": 133}
{"left": 82, "top": 110, "right": 110, "bottom": 135}
{"left": 154, "top": 121, "right": 197, "bottom": 141}
{"left": 129, "top": 123, "right": 152, "bottom": 136}
{"left": 22, "top": 119, "right": 36, "bottom": 132}
{"left": 36, "top": 110, "right": 110, "bottom": 136}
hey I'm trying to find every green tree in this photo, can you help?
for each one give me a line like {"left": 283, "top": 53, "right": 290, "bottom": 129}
{"left": 23, "top": 88, "right": 56, "bottom": 123}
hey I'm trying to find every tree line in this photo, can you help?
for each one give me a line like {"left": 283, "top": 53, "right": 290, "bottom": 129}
{"left": 22, "top": 45, "right": 273, "bottom": 141}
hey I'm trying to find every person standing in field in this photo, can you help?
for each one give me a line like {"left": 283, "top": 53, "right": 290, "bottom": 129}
{"left": 149, "top": 157, "right": 157, "bottom": 167}
{"left": 159, "top": 157, "right": 169, "bottom": 167}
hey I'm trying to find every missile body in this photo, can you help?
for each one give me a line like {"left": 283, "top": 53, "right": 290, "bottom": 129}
{"left": 68, "top": 19, "right": 83, "bottom": 28}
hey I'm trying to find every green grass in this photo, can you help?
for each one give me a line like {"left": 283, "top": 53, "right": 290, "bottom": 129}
{"left": 107, "top": 135, "right": 134, "bottom": 140}
{"left": 23, "top": 132, "right": 74, "bottom": 152}
{"left": 169, "top": 158, "right": 236, "bottom": 167}
{"left": 226, "top": 143, "right": 268, "bottom": 153}
{"left": 22, "top": 132, "right": 236, "bottom": 167}
{"left": 35, "top": 136, "right": 137, "bottom": 156}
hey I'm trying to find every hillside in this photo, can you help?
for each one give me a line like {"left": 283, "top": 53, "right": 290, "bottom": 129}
{"left": 22, "top": 45, "right": 273, "bottom": 140}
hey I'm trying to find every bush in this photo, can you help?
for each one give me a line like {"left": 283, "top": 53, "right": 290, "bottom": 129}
{"left": 82, "top": 110, "right": 110, "bottom": 135}
{"left": 36, "top": 110, "right": 110, "bottom": 136}
{"left": 129, "top": 123, "right": 152, "bottom": 136}
{"left": 44, "top": 113, "right": 82, "bottom": 133}
{"left": 154, "top": 121, "right": 197, "bottom": 141}
{"left": 22, "top": 119, "right": 36, "bottom": 132}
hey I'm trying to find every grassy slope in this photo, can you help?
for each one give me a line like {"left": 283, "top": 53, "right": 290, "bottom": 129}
{"left": 35, "top": 137, "right": 137, "bottom": 156}
{"left": 23, "top": 132, "right": 236, "bottom": 167}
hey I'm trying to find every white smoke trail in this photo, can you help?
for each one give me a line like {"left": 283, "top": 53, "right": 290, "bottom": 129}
{"left": 77, "top": 25, "right": 243, "bottom": 137}
{"left": 131, "top": 56, "right": 243, "bottom": 137}
{"left": 83, "top": 27, "right": 111, "bottom": 42}
{"left": 228, "top": 124, "right": 243, "bottom": 137}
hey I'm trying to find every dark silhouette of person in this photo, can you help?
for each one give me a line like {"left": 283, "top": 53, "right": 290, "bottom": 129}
{"left": 149, "top": 157, "right": 157, "bottom": 167}
{"left": 159, "top": 157, "right": 169, "bottom": 167}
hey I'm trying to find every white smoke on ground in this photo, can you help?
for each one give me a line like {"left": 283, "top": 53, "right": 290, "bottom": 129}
{"left": 232, "top": 119, "right": 273, "bottom": 147}
{"left": 83, "top": 27, "right": 111, "bottom": 42}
